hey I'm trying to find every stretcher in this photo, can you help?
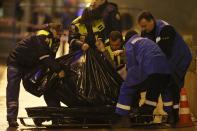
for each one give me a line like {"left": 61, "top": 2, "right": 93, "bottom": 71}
{"left": 19, "top": 106, "right": 115, "bottom": 128}
{"left": 18, "top": 106, "right": 171, "bottom": 128}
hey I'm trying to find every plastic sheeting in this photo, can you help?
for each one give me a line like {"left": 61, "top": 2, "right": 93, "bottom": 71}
{"left": 23, "top": 49, "right": 123, "bottom": 106}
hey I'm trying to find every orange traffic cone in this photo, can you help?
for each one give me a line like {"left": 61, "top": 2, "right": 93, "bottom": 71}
{"left": 176, "top": 87, "right": 194, "bottom": 127}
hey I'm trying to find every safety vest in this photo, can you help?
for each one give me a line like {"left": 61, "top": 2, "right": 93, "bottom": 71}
{"left": 72, "top": 17, "right": 107, "bottom": 44}
{"left": 36, "top": 30, "right": 53, "bottom": 48}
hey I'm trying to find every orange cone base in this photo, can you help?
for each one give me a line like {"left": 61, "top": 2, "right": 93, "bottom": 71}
{"left": 176, "top": 114, "right": 194, "bottom": 128}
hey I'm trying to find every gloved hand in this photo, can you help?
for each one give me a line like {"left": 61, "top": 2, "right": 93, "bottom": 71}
{"left": 58, "top": 70, "right": 65, "bottom": 78}
{"left": 81, "top": 43, "right": 90, "bottom": 51}
{"left": 112, "top": 50, "right": 124, "bottom": 56}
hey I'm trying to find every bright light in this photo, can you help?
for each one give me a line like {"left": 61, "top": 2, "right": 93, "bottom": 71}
{"left": 86, "top": 3, "right": 91, "bottom": 7}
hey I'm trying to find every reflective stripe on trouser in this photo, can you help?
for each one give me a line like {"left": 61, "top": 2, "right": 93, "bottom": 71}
{"left": 173, "top": 104, "right": 179, "bottom": 109}
{"left": 6, "top": 66, "right": 22, "bottom": 120}
{"left": 162, "top": 80, "right": 180, "bottom": 111}
{"left": 145, "top": 100, "right": 157, "bottom": 107}
{"left": 161, "top": 85, "right": 173, "bottom": 113}
{"left": 163, "top": 101, "right": 173, "bottom": 113}
{"left": 145, "top": 74, "right": 167, "bottom": 108}
{"left": 116, "top": 84, "right": 139, "bottom": 116}
{"left": 172, "top": 86, "right": 180, "bottom": 109}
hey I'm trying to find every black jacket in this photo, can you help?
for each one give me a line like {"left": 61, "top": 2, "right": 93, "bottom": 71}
{"left": 7, "top": 32, "right": 61, "bottom": 73}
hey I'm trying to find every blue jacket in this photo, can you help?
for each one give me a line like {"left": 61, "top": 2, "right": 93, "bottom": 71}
{"left": 123, "top": 34, "right": 171, "bottom": 87}
{"left": 155, "top": 20, "right": 192, "bottom": 87}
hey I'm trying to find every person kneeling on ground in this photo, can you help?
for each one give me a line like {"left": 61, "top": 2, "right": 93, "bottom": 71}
{"left": 113, "top": 30, "right": 173, "bottom": 128}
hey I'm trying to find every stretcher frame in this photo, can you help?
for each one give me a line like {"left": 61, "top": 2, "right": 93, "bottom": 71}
{"left": 18, "top": 106, "right": 171, "bottom": 128}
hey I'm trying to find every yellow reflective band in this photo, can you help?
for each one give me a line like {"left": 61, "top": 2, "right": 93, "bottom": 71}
{"left": 179, "top": 108, "right": 191, "bottom": 115}
{"left": 180, "top": 95, "right": 187, "bottom": 101}
{"left": 76, "top": 23, "right": 87, "bottom": 35}
{"left": 116, "top": 103, "right": 131, "bottom": 110}
{"left": 145, "top": 100, "right": 157, "bottom": 107}
{"left": 72, "top": 16, "right": 81, "bottom": 24}
{"left": 163, "top": 102, "right": 173, "bottom": 106}
{"left": 49, "top": 39, "right": 52, "bottom": 48}
{"left": 106, "top": 46, "right": 113, "bottom": 60}
{"left": 105, "top": 39, "right": 109, "bottom": 44}
{"left": 74, "top": 17, "right": 105, "bottom": 36}
{"left": 36, "top": 30, "right": 50, "bottom": 36}
{"left": 173, "top": 104, "right": 179, "bottom": 109}
{"left": 92, "top": 19, "right": 105, "bottom": 32}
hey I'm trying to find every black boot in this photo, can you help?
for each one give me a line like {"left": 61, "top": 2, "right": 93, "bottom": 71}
{"left": 166, "top": 111, "right": 175, "bottom": 124}
{"left": 8, "top": 119, "right": 19, "bottom": 127}
{"left": 165, "top": 109, "right": 179, "bottom": 127}
{"left": 130, "top": 104, "right": 155, "bottom": 123}
{"left": 111, "top": 115, "right": 131, "bottom": 128}
{"left": 173, "top": 109, "right": 179, "bottom": 124}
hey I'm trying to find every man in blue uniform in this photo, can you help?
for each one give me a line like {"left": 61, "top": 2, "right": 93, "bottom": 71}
{"left": 114, "top": 30, "right": 172, "bottom": 127}
{"left": 138, "top": 11, "right": 192, "bottom": 125}
{"left": 6, "top": 23, "right": 65, "bottom": 127}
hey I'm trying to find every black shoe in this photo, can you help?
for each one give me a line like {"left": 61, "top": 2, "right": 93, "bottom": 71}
{"left": 166, "top": 109, "right": 179, "bottom": 127}
{"left": 111, "top": 115, "right": 131, "bottom": 128}
{"left": 8, "top": 119, "right": 19, "bottom": 127}
{"left": 166, "top": 111, "right": 175, "bottom": 124}
{"left": 130, "top": 104, "right": 155, "bottom": 116}
{"left": 130, "top": 104, "right": 155, "bottom": 123}
{"left": 173, "top": 109, "right": 179, "bottom": 124}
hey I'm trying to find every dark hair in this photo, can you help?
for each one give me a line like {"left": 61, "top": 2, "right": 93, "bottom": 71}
{"left": 125, "top": 30, "right": 138, "bottom": 42}
{"left": 40, "top": 23, "right": 63, "bottom": 32}
{"left": 138, "top": 11, "right": 155, "bottom": 23}
{"left": 109, "top": 31, "right": 123, "bottom": 42}
{"left": 48, "top": 23, "right": 63, "bottom": 32}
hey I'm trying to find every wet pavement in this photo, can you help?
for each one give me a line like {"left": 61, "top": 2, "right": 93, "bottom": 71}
{"left": 0, "top": 58, "right": 197, "bottom": 131}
